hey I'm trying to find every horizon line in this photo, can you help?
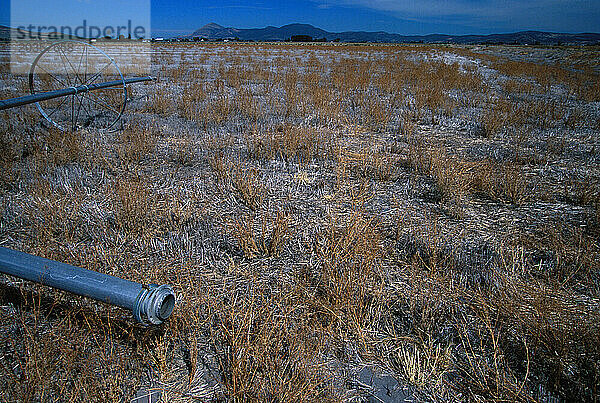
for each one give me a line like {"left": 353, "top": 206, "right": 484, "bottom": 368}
{"left": 160, "top": 22, "right": 600, "bottom": 37}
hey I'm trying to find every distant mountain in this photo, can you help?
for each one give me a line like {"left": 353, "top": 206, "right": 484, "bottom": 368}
{"left": 189, "top": 23, "right": 600, "bottom": 45}
{"left": 191, "top": 23, "right": 331, "bottom": 42}
{"left": 193, "top": 23, "right": 234, "bottom": 38}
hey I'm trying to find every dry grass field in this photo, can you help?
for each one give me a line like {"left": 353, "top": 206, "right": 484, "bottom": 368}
{"left": 0, "top": 42, "right": 599, "bottom": 402}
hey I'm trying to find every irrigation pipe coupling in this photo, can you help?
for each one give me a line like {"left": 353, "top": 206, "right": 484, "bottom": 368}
{"left": 0, "top": 247, "right": 176, "bottom": 325}
{"left": 134, "top": 284, "right": 177, "bottom": 325}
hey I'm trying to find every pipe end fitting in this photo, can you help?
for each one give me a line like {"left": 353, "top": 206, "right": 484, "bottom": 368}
{"left": 134, "top": 284, "right": 176, "bottom": 325}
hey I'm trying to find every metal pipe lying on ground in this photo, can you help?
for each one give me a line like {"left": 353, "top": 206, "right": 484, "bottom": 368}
{"left": 0, "top": 76, "right": 155, "bottom": 111}
{"left": 0, "top": 246, "right": 175, "bottom": 325}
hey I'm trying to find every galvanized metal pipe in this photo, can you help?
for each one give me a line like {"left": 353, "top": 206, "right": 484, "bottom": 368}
{"left": 0, "top": 246, "right": 175, "bottom": 325}
{"left": 0, "top": 76, "right": 155, "bottom": 111}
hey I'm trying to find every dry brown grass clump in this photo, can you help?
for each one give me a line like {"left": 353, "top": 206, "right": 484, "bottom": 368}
{"left": 228, "top": 165, "right": 265, "bottom": 211}
{"left": 226, "top": 212, "right": 290, "bottom": 259}
{"left": 211, "top": 153, "right": 265, "bottom": 210}
{"left": 169, "top": 133, "right": 197, "bottom": 166}
{"left": 337, "top": 148, "right": 396, "bottom": 182}
{"left": 24, "top": 178, "right": 86, "bottom": 251}
{"left": 149, "top": 85, "right": 174, "bottom": 115}
{"left": 108, "top": 176, "right": 195, "bottom": 242}
{"left": 205, "top": 283, "right": 338, "bottom": 402}
{"left": 408, "top": 140, "right": 529, "bottom": 204}
{"left": 179, "top": 83, "right": 207, "bottom": 121}
{"left": 246, "top": 125, "right": 335, "bottom": 164}
{"left": 391, "top": 209, "right": 600, "bottom": 401}
{"left": 118, "top": 121, "right": 157, "bottom": 163}
{"left": 44, "top": 127, "right": 83, "bottom": 166}
{"left": 0, "top": 125, "right": 16, "bottom": 186}
{"left": 476, "top": 161, "right": 529, "bottom": 205}
{"left": 494, "top": 57, "right": 600, "bottom": 102}
{"left": 294, "top": 210, "right": 386, "bottom": 346}
{"left": 110, "top": 177, "right": 158, "bottom": 236}
{"left": 0, "top": 298, "right": 149, "bottom": 402}
{"left": 472, "top": 265, "right": 600, "bottom": 401}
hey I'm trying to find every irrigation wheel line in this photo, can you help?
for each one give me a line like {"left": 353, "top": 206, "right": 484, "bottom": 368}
{"left": 28, "top": 40, "right": 127, "bottom": 133}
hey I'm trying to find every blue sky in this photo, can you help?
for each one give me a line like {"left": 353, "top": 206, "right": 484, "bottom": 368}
{"left": 1, "top": 0, "right": 599, "bottom": 36}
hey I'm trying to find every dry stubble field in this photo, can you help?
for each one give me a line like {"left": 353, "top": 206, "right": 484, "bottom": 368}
{"left": 0, "top": 42, "right": 599, "bottom": 402}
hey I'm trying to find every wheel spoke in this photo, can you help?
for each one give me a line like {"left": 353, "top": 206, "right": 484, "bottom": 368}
{"left": 34, "top": 63, "right": 69, "bottom": 89}
{"left": 84, "top": 45, "right": 89, "bottom": 85}
{"left": 84, "top": 60, "right": 114, "bottom": 86}
{"left": 78, "top": 93, "right": 95, "bottom": 125}
{"left": 45, "top": 96, "right": 70, "bottom": 119}
{"left": 75, "top": 44, "right": 85, "bottom": 84}
{"left": 55, "top": 47, "right": 74, "bottom": 87}
{"left": 79, "top": 91, "right": 122, "bottom": 115}
{"left": 60, "top": 46, "right": 83, "bottom": 86}
{"left": 70, "top": 94, "right": 75, "bottom": 132}
{"left": 74, "top": 92, "right": 87, "bottom": 129}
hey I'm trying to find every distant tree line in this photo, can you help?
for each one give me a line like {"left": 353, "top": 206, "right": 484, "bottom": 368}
{"left": 287, "top": 35, "right": 339, "bottom": 43}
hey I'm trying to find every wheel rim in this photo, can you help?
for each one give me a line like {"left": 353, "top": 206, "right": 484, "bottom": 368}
{"left": 28, "top": 40, "right": 127, "bottom": 132}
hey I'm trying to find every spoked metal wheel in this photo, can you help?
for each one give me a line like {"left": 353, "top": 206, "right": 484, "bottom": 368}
{"left": 28, "top": 40, "right": 127, "bottom": 132}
